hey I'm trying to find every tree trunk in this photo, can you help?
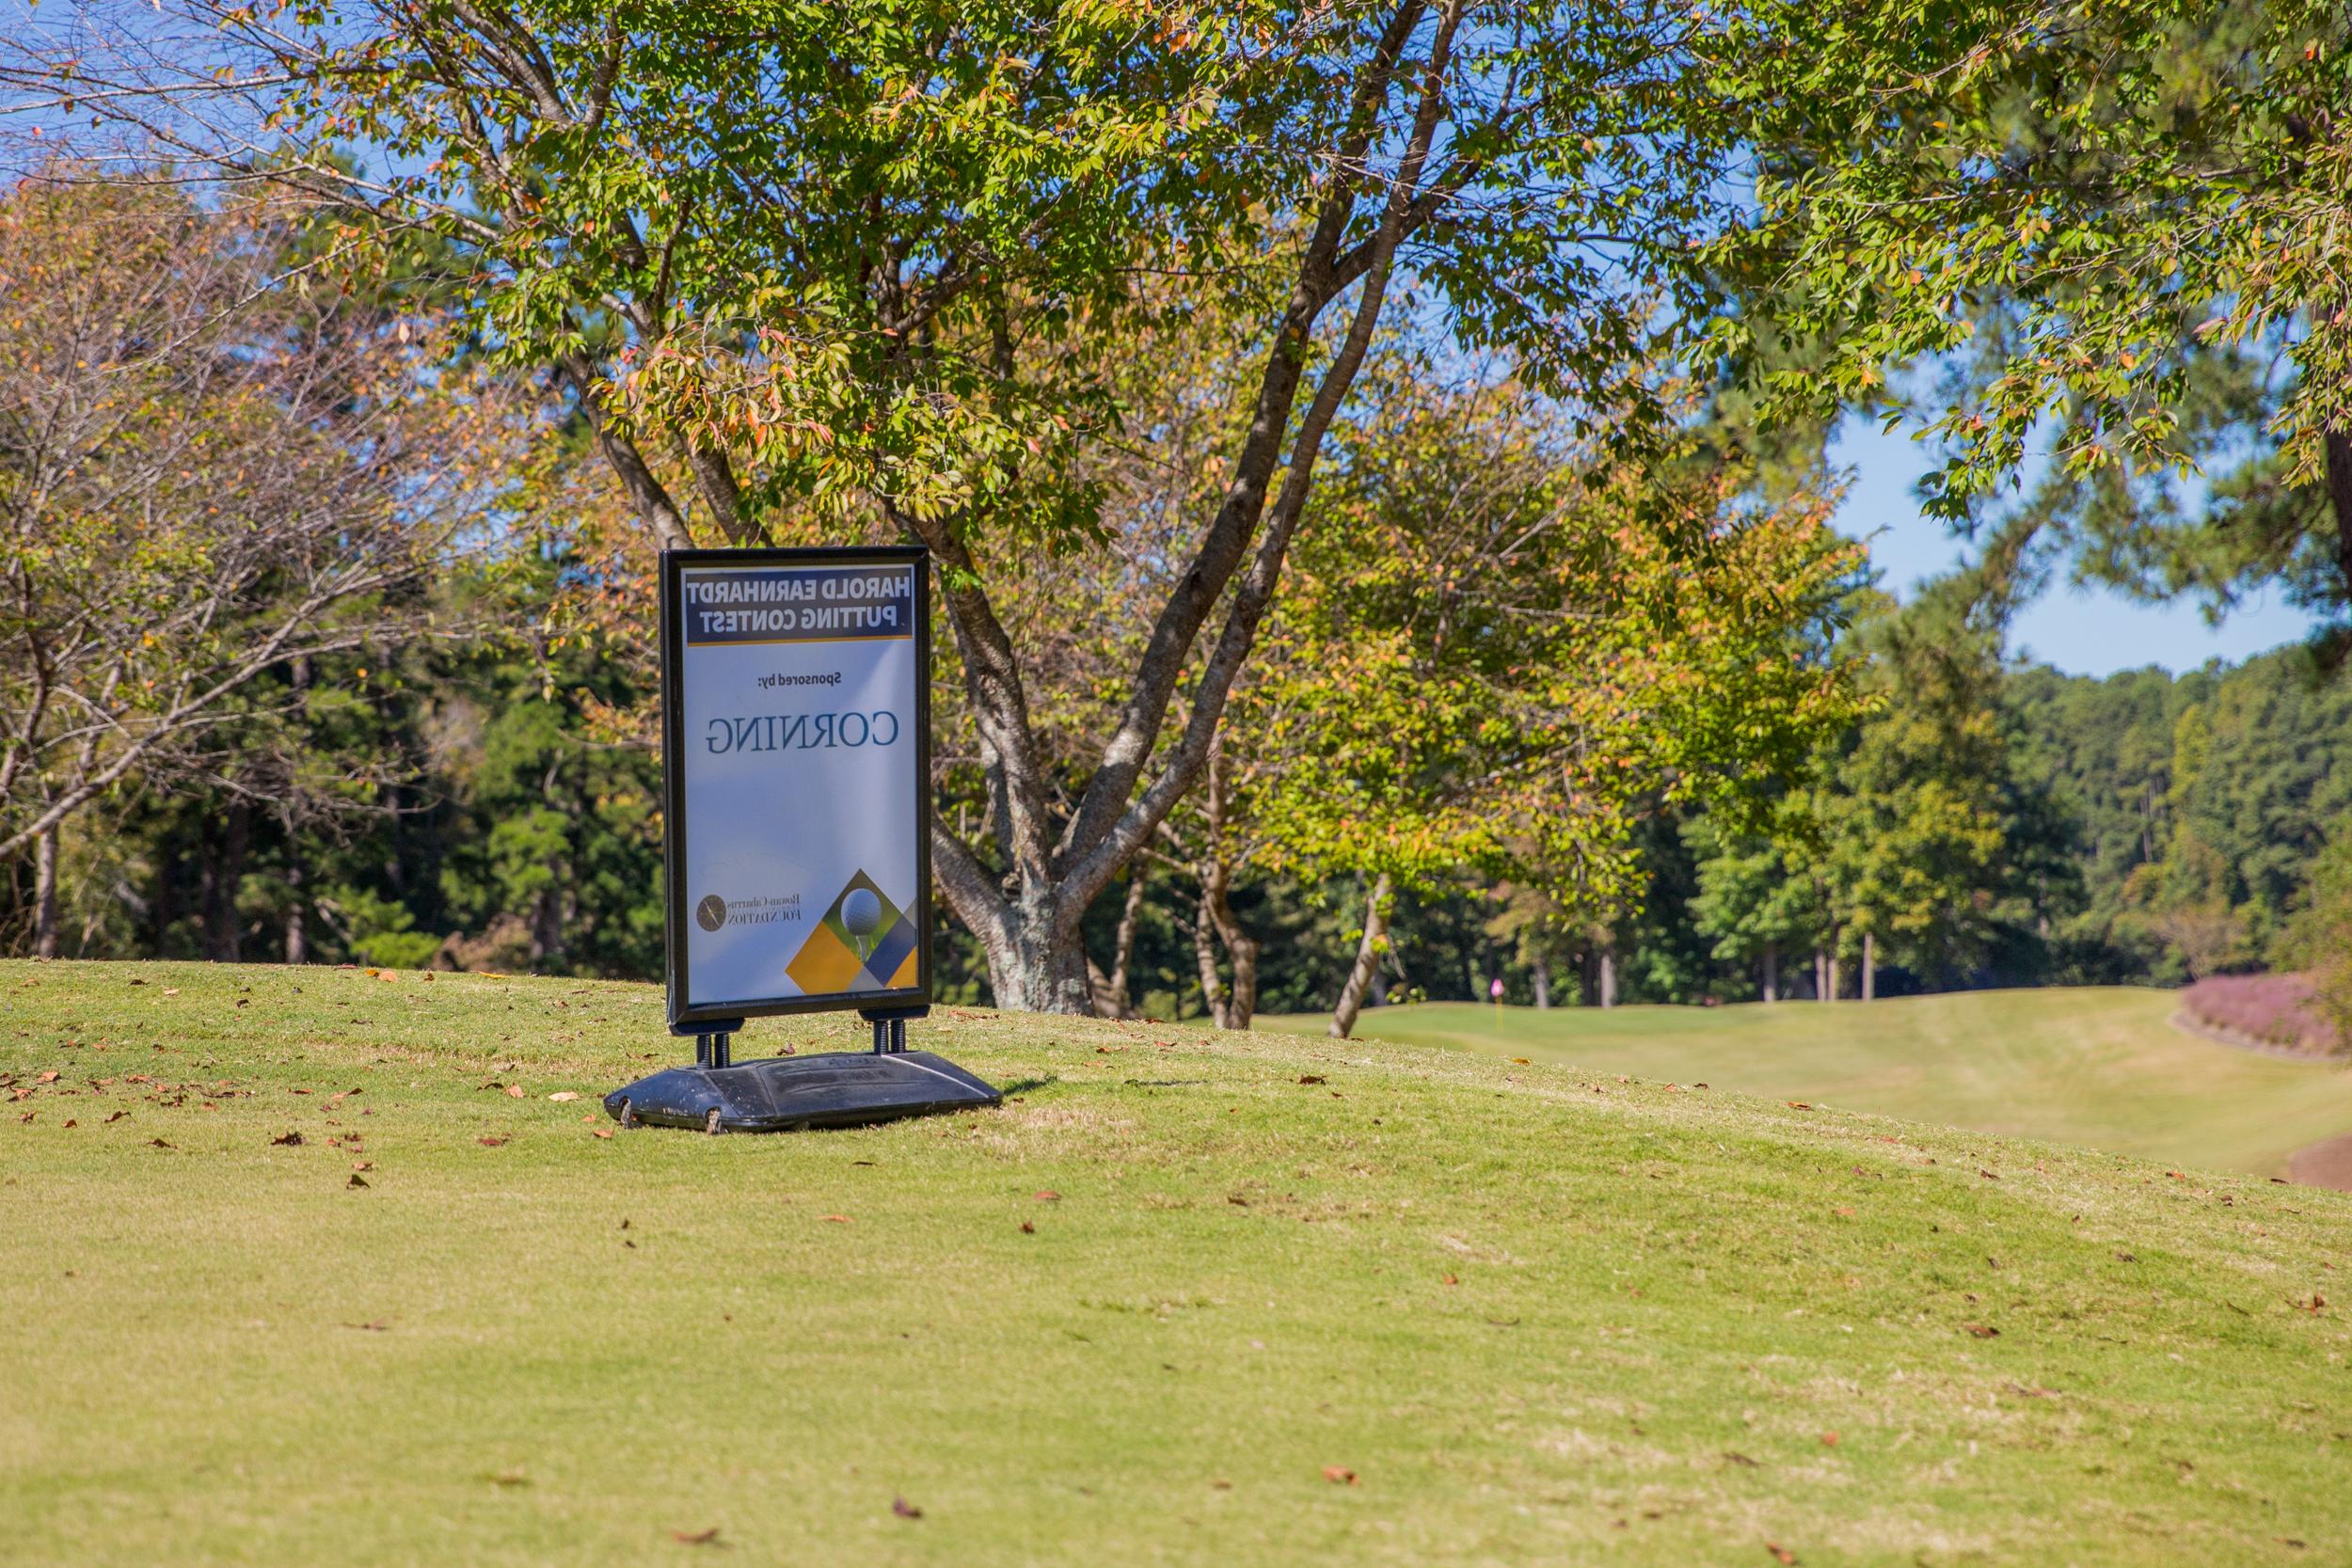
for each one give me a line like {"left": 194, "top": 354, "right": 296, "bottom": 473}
{"left": 1761, "top": 942, "right": 1779, "bottom": 1004}
{"left": 283, "top": 857, "right": 307, "bottom": 966}
{"left": 1098, "top": 867, "right": 1146, "bottom": 1020}
{"left": 203, "top": 800, "right": 250, "bottom": 963}
{"left": 32, "top": 825, "right": 59, "bottom": 959}
{"left": 1814, "top": 947, "right": 1828, "bottom": 1002}
{"left": 1532, "top": 952, "right": 1551, "bottom": 1010}
{"left": 1861, "top": 930, "right": 1876, "bottom": 1002}
{"left": 1329, "top": 873, "right": 1393, "bottom": 1039}
{"left": 1191, "top": 892, "right": 1232, "bottom": 1029}
{"left": 1597, "top": 948, "right": 1618, "bottom": 1009}
{"left": 1826, "top": 946, "right": 1842, "bottom": 1004}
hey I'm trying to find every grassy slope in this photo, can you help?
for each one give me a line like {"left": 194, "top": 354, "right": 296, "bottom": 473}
{"left": 3, "top": 960, "right": 2349, "bottom": 1568}
{"left": 1265, "top": 989, "right": 2352, "bottom": 1180}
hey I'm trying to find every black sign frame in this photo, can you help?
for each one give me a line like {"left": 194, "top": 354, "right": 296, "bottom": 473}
{"left": 659, "top": 544, "right": 933, "bottom": 1030}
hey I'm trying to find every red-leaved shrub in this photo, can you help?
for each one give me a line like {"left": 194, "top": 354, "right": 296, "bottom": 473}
{"left": 2178, "top": 973, "right": 2342, "bottom": 1055}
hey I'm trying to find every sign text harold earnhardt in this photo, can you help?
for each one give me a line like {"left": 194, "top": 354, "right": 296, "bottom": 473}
{"left": 681, "top": 566, "right": 914, "bottom": 645}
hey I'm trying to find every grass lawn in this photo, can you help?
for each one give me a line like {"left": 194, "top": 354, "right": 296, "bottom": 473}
{"left": 1265, "top": 989, "right": 2352, "bottom": 1180}
{"left": 4, "top": 959, "right": 2350, "bottom": 1566}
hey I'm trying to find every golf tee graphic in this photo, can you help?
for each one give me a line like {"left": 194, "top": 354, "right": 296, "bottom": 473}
{"left": 785, "top": 871, "right": 919, "bottom": 995}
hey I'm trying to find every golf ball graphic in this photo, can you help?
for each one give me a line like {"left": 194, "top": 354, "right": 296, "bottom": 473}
{"left": 841, "top": 887, "right": 883, "bottom": 956}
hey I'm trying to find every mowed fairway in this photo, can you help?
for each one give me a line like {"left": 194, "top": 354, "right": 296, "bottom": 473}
{"left": 1268, "top": 989, "right": 2352, "bottom": 1180}
{"left": 5, "top": 961, "right": 2351, "bottom": 1567}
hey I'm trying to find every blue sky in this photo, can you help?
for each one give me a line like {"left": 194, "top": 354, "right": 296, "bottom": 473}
{"left": 1828, "top": 420, "right": 2319, "bottom": 677}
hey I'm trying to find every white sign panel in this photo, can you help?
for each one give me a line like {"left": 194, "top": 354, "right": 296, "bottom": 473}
{"left": 660, "top": 547, "right": 930, "bottom": 1024}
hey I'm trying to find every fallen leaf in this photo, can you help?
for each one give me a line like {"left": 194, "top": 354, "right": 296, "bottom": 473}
{"left": 1210, "top": 1479, "right": 1232, "bottom": 1490}
{"left": 1321, "top": 1465, "right": 1359, "bottom": 1485}
{"left": 1833, "top": 1206, "right": 1854, "bottom": 1218}
{"left": 672, "top": 1527, "right": 721, "bottom": 1545}
{"left": 1298, "top": 1074, "right": 1327, "bottom": 1085}
{"left": 1785, "top": 1101, "right": 1810, "bottom": 1110}
{"left": 103, "top": 1110, "right": 129, "bottom": 1124}
{"left": 162, "top": 988, "right": 180, "bottom": 996}
{"left": 1033, "top": 1190, "right": 1060, "bottom": 1202}
{"left": 1979, "top": 1169, "right": 2000, "bottom": 1180}
{"left": 1820, "top": 1432, "right": 1838, "bottom": 1447}
{"left": 590, "top": 1128, "right": 613, "bottom": 1140}
{"left": 504, "top": 1084, "right": 524, "bottom": 1099}
{"left": 344, "top": 1321, "right": 389, "bottom": 1332}
{"left": 63, "top": 1118, "right": 76, "bottom": 1129}
{"left": 822, "top": 1214, "right": 852, "bottom": 1224}
{"left": 1962, "top": 1323, "right": 1999, "bottom": 1338}
{"left": 149, "top": 1138, "right": 174, "bottom": 1149}
{"left": 38, "top": 1070, "right": 58, "bottom": 1083}
{"left": 548, "top": 1091, "right": 580, "bottom": 1102}
{"left": 479, "top": 1136, "right": 507, "bottom": 1148}
{"left": 1511, "top": 1057, "right": 1530, "bottom": 1065}
{"left": 1766, "top": 1545, "right": 1798, "bottom": 1566}
{"left": 272, "top": 1131, "right": 304, "bottom": 1147}
{"left": 1227, "top": 1195, "right": 1249, "bottom": 1207}
{"left": 352, "top": 1161, "right": 373, "bottom": 1172}
{"left": 348, "top": 1173, "right": 370, "bottom": 1190}
{"left": 1442, "top": 1273, "right": 1459, "bottom": 1286}
{"left": 1020, "top": 1220, "right": 1035, "bottom": 1234}
{"left": 892, "top": 1497, "right": 923, "bottom": 1519}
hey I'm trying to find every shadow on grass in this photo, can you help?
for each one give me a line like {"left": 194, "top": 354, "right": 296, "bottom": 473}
{"left": 998, "top": 1074, "right": 1060, "bottom": 1097}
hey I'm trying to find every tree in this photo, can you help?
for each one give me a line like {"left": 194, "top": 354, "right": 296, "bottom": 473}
{"left": 1218, "top": 370, "right": 1862, "bottom": 1037}
{"left": 1718, "top": 0, "right": 2352, "bottom": 639}
{"left": 5, "top": 0, "right": 1776, "bottom": 1009}
{"left": 0, "top": 174, "right": 508, "bottom": 953}
{"left": 1688, "top": 811, "right": 1826, "bottom": 1002}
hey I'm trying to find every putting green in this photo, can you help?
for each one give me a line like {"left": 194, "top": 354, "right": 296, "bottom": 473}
{"left": 4, "top": 961, "right": 2348, "bottom": 1566}
{"left": 1266, "top": 989, "right": 2352, "bottom": 1180}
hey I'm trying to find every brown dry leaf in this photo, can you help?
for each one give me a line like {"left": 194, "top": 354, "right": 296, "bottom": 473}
{"left": 548, "top": 1091, "right": 581, "bottom": 1102}
{"left": 1833, "top": 1206, "right": 1855, "bottom": 1217}
{"left": 352, "top": 1161, "right": 373, "bottom": 1172}
{"left": 1820, "top": 1431, "right": 1838, "bottom": 1447}
{"left": 891, "top": 1497, "right": 923, "bottom": 1520}
{"left": 1962, "top": 1323, "right": 1999, "bottom": 1338}
{"left": 347, "top": 1173, "right": 370, "bottom": 1190}
{"left": 1510, "top": 1056, "right": 1531, "bottom": 1065}
{"left": 103, "top": 1110, "right": 129, "bottom": 1124}
{"left": 1979, "top": 1169, "right": 2000, "bottom": 1180}
{"left": 62, "top": 1118, "right": 76, "bottom": 1129}
{"left": 1297, "top": 1074, "right": 1327, "bottom": 1085}
{"left": 149, "top": 1138, "right": 174, "bottom": 1149}
{"left": 1766, "top": 1545, "right": 1798, "bottom": 1566}
{"left": 1019, "top": 1220, "right": 1036, "bottom": 1234}
{"left": 1785, "top": 1101, "right": 1810, "bottom": 1110}
{"left": 1033, "top": 1190, "right": 1060, "bottom": 1202}
{"left": 1321, "top": 1465, "right": 1359, "bottom": 1485}
{"left": 672, "top": 1527, "right": 721, "bottom": 1545}
{"left": 1441, "top": 1273, "right": 1459, "bottom": 1286}
{"left": 589, "top": 1128, "right": 614, "bottom": 1140}
{"left": 272, "top": 1131, "right": 304, "bottom": 1147}
{"left": 161, "top": 988, "right": 180, "bottom": 996}
{"left": 37, "top": 1070, "right": 59, "bottom": 1083}
{"left": 479, "top": 1136, "right": 507, "bottom": 1148}
{"left": 1210, "top": 1478, "right": 1232, "bottom": 1490}
{"left": 344, "top": 1321, "right": 389, "bottom": 1332}
{"left": 504, "top": 1084, "right": 525, "bottom": 1100}
{"left": 821, "top": 1214, "right": 852, "bottom": 1224}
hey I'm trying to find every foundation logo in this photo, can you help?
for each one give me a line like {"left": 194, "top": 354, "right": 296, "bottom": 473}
{"left": 694, "top": 894, "right": 728, "bottom": 931}
{"left": 785, "top": 870, "right": 917, "bottom": 995}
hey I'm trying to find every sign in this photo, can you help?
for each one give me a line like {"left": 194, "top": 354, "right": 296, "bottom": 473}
{"left": 659, "top": 546, "right": 931, "bottom": 1027}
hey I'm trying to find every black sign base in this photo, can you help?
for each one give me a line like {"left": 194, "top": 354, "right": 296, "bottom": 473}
{"left": 603, "top": 1051, "right": 1001, "bottom": 1134}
